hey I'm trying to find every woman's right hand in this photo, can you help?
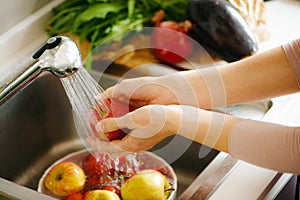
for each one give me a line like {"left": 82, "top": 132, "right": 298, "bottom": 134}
{"left": 87, "top": 103, "right": 239, "bottom": 155}
{"left": 87, "top": 104, "right": 180, "bottom": 155}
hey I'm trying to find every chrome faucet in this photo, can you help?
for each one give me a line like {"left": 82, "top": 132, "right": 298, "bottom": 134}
{"left": 0, "top": 36, "right": 81, "bottom": 105}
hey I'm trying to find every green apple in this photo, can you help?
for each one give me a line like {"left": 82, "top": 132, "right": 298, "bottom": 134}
{"left": 121, "top": 169, "right": 170, "bottom": 200}
{"left": 44, "top": 161, "right": 86, "bottom": 196}
{"left": 84, "top": 190, "right": 121, "bottom": 200}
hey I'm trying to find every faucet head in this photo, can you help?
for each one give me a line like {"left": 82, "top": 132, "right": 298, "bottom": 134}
{"left": 33, "top": 36, "right": 81, "bottom": 78}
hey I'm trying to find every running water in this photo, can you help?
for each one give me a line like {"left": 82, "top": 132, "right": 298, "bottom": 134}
{"left": 60, "top": 66, "right": 108, "bottom": 143}
{"left": 60, "top": 66, "right": 140, "bottom": 173}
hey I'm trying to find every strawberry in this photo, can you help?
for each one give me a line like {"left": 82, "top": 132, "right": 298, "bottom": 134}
{"left": 83, "top": 175, "right": 115, "bottom": 192}
{"left": 152, "top": 10, "right": 193, "bottom": 64}
{"left": 85, "top": 177, "right": 102, "bottom": 189}
{"left": 81, "top": 152, "right": 141, "bottom": 197}
{"left": 91, "top": 98, "right": 132, "bottom": 141}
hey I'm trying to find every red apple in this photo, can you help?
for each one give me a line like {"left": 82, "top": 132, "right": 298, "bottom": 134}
{"left": 91, "top": 98, "right": 133, "bottom": 141}
{"left": 44, "top": 161, "right": 86, "bottom": 197}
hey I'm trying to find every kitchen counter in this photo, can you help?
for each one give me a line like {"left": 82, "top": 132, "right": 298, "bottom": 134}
{"left": 205, "top": 0, "right": 300, "bottom": 198}
{"left": 207, "top": 93, "right": 300, "bottom": 200}
{"left": 0, "top": 0, "right": 300, "bottom": 199}
{"left": 259, "top": 0, "right": 300, "bottom": 51}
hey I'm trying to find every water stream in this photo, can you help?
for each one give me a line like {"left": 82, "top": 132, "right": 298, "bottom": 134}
{"left": 60, "top": 66, "right": 140, "bottom": 174}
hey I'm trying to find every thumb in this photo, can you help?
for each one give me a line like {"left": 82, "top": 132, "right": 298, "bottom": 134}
{"left": 95, "top": 118, "right": 119, "bottom": 133}
{"left": 100, "top": 86, "right": 114, "bottom": 99}
{"left": 95, "top": 114, "right": 132, "bottom": 133}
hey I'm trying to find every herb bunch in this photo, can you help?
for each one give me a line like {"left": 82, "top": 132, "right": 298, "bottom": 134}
{"left": 47, "top": 0, "right": 189, "bottom": 50}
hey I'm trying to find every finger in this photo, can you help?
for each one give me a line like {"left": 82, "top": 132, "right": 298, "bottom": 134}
{"left": 101, "top": 86, "right": 114, "bottom": 99}
{"left": 96, "top": 86, "right": 122, "bottom": 100}
{"left": 95, "top": 118, "right": 119, "bottom": 133}
{"left": 103, "top": 83, "right": 130, "bottom": 100}
{"left": 109, "top": 137, "right": 139, "bottom": 153}
{"left": 95, "top": 114, "right": 133, "bottom": 133}
{"left": 95, "top": 87, "right": 113, "bottom": 102}
{"left": 111, "top": 131, "right": 155, "bottom": 152}
{"left": 87, "top": 137, "right": 131, "bottom": 156}
{"left": 96, "top": 86, "right": 130, "bottom": 108}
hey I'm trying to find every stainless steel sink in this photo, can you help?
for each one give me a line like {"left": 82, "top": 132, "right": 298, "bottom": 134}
{"left": 0, "top": 72, "right": 220, "bottom": 199}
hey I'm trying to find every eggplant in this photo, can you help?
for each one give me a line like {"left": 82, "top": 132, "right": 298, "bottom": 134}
{"left": 186, "top": 0, "right": 258, "bottom": 62}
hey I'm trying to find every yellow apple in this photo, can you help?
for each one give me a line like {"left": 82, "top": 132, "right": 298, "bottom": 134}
{"left": 121, "top": 169, "right": 170, "bottom": 200}
{"left": 44, "top": 161, "right": 86, "bottom": 196}
{"left": 84, "top": 190, "right": 120, "bottom": 200}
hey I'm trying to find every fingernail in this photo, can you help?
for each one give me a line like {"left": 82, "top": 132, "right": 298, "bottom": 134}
{"left": 95, "top": 123, "right": 103, "bottom": 132}
{"left": 86, "top": 137, "right": 93, "bottom": 144}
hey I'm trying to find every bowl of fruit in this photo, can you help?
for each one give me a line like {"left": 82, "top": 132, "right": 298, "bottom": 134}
{"left": 38, "top": 149, "right": 177, "bottom": 200}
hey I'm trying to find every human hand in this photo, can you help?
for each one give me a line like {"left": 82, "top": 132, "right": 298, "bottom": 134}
{"left": 102, "top": 72, "right": 200, "bottom": 109}
{"left": 87, "top": 104, "right": 178, "bottom": 155}
{"left": 87, "top": 104, "right": 206, "bottom": 155}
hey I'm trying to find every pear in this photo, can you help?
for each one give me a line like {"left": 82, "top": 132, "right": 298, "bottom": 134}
{"left": 121, "top": 169, "right": 170, "bottom": 200}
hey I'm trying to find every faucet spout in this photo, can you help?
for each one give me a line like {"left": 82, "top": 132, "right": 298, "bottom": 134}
{"left": 0, "top": 36, "right": 81, "bottom": 105}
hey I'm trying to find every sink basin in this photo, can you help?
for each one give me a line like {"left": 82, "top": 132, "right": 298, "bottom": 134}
{"left": 0, "top": 72, "right": 219, "bottom": 198}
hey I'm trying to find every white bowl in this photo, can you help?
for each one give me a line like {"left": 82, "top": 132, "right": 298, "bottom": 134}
{"left": 38, "top": 149, "right": 177, "bottom": 200}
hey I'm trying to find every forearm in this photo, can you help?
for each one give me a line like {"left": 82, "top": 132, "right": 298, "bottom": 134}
{"left": 175, "top": 107, "right": 300, "bottom": 174}
{"left": 173, "top": 106, "right": 242, "bottom": 153}
{"left": 168, "top": 45, "right": 300, "bottom": 109}
{"left": 230, "top": 120, "right": 300, "bottom": 174}
{"left": 218, "top": 46, "right": 299, "bottom": 105}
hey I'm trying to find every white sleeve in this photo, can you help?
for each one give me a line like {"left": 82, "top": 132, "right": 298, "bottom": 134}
{"left": 229, "top": 120, "right": 300, "bottom": 174}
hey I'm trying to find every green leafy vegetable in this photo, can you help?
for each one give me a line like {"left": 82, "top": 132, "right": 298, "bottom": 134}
{"left": 74, "top": 3, "right": 125, "bottom": 26}
{"left": 47, "top": 0, "right": 188, "bottom": 45}
{"left": 46, "top": 0, "right": 189, "bottom": 69}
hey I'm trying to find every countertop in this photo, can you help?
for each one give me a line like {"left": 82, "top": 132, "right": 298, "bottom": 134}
{"left": 209, "top": 93, "right": 300, "bottom": 200}
{"left": 259, "top": 0, "right": 300, "bottom": 51}
{"left": 208, "top": 0, "right": 300, "bottom": 199}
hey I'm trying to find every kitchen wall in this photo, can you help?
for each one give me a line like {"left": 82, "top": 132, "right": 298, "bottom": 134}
{"left": 0, "top": 0, "right": 50, "bottom": 34}
{"left": 0, "top": 0, "right": 61, "bottom": 84}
